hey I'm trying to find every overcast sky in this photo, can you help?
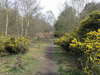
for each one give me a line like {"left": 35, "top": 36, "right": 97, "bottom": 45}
{"left": 10, "top": 0, "right": 100, "bottom": 18}
{"left": 40, "top": 0, "right": 66, "bottom": 18}
{"left": 40, "top": 0, "right": 100, "bottom": 18}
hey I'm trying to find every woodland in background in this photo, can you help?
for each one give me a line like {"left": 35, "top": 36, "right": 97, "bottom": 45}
{"left": 0, "top": 0, "right": 53, "bottom": 37}
{"left": 54, "top": 2, "right": 100, "bottom": 37}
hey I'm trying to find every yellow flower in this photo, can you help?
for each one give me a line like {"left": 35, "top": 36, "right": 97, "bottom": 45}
{"left": 98, "top": 29, "right": 100, "bottom": 32}
{"left": 96, "top": 45, "right": 100, "bottom": 49}
{"left": 86, "top": 44, "right": 93, "bottom": 49}
{"left": 71, "top": 38, "right": 77, "bottom": 43}
{"left": 70, "top": 44, "right": 77, "bottom": 47}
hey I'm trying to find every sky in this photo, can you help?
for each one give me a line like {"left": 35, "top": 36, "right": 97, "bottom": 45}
{"left": 10, "top": 0, "right": 100, "bottom": 18}
{"left": 40, "top": 0, "right": 100, "bottom": 18}
{"left": 40, "top": 0, "right": 66, "bottom": 18}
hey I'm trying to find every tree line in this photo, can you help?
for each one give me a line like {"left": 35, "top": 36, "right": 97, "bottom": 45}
{"left": 0, "top": 0, "right": 53, "bottom": 37}
{"left": 54, "top": 0, "right": 100, "bottom": 37}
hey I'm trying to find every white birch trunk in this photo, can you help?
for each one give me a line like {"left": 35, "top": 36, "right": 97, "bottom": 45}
{"left": 21, "top": 16, "right": 24, "bottom": 36}
{"left": 5, "top": 11, "right": 8, "bottom": 36}
{"left": 25, "top": 18, "right": 30, "bottom": 36}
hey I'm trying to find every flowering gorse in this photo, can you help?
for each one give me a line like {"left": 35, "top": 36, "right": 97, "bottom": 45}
{"left": 70, "top": 29, "right": 100, "bottom": 75}
{"left": 55, "top": 29, "right": 100, "bottom": 75}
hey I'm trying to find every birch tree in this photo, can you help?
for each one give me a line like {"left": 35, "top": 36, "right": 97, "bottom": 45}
{"left": 0, "top": 0, "right": 12, "bottom": 36}
{"left": 13, "top": 0, "right": 20, "bottom": 36}
{"left": 19, "top": 0, "right": 40, "bottom": 36}
{"left": 5, "top": 0, "right": 9, "bottom": 36}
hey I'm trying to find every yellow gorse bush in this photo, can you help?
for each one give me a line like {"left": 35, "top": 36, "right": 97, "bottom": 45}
{"left": 55, "top": 33, "right": 68, "bottom": 45}
{"left": 0, "top": 35, "right": 30, "bottom": 55}
{"left": 55, "top": 36, "right": 67, "bottom": 44}
{"left": 16, "top": 37, "right": 30, "bottom": 46}
{"left": 55, "top": 29, "right": 100, "bottom": 75}
{"left": 69, "top": 29, "right": 100, "bottom": 75}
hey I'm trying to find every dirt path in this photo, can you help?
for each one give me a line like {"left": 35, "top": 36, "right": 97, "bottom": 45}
{"left": 35, "top": 43, "right": 59, "bottom": 75}
{"left": 35, "top": 42, "right": 78, "bottom": 75}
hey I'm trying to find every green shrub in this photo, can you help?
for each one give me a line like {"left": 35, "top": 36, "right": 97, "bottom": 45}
{"left": 55, "top": 33, "right": 74, "bottom": 51}
{"left": 56, "top": 29, "right": 100, "bottom": 75}
{"left": 0, "top": 36, "right": 30, "bottom": 56}
{"left": 70, "top": 29, "right": 100, "bottom": 75}
{"left": 54, "top": 31, "right": 65, "bottom": 38}
{"left": 78, "top": 11, "right": 100, "bottom": 40}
